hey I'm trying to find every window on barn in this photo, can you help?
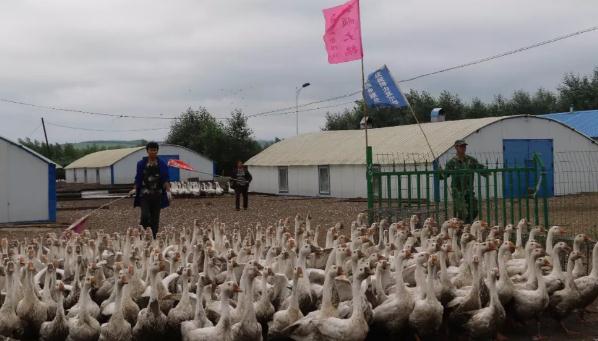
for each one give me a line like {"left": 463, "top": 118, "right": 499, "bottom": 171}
{"left": 278, "top": 167, "right": 288, "bottom": 193}
{"left": 84, "top": 169, "right": 88, "bottom": 183}
{"left": 74, "top": 169, "right": 77, "bottom": 182}
{"left": 318, "top": 165, "right": 330, "bottom": 195}
{"left": 96, "top": 169, "right": 100, "bottom": 184}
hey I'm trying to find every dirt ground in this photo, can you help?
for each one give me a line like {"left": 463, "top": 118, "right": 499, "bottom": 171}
{"left": 0, "top": 194, "right": 366, "bottom": 241}
{"left": 2, "top": 194, "right": 598, "bottom": 339}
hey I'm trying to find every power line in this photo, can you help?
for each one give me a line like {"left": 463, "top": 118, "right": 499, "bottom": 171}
{"left": 1, "top": 24, "right": 596, "bottom": 121}
{"left": 399, "top": 25, "right": 598, "bottom": 83}
{"left": 46, "top": 121, "right": 171, "bottom": 132}
{"left": 248, "top": 24, "right": 598, "bottom": 115}
{"left": 0, "top": 98, "right": 178, "bottom": 120}
{"left": 26, "top": 122, "right": 43, "bottom": 138}
{"left": 247, "top": 100, "right": 358, "bottom": 118}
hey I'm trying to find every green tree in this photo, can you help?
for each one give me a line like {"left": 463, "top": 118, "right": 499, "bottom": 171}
{"left": 222, "top": 110, "right": 261, "bottom": 174}
{"left": 166, "top": 107, "right": 263, "bottom": 175}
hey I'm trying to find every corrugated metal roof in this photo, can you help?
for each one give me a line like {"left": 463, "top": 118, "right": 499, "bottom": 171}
{"left": 0, "top": 135, "right": 60, "bottom": 166}
{"left": 541, "top": 110, "right": 598, "bottom": 138}
{"left": 65, "top": 147, "right": 143, "bottom": 169}
{"left": 246, "top": 116, "right": 507, "bottom": 166}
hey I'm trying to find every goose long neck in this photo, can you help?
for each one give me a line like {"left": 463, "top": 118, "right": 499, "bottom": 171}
{"left": 549, "top": 250, "right": 563, "bottom": 276}
{"left": 516, "top": 227, "right": 523, "bottom": 248}
{"left": 438, "top": 250, "right": 449, "bottom": 283}
{"left": 241, "top": 274, "right": 256, "bottom": 322}
{"left": 350, "top": 275, "right": 364, "bottom": 321}
{"left": 2, "top": 271, "right": 14, "bottom": 308}
{"left": 565, "top": 257, "right": 577, "bottom": 289}
{"left": 297, "top": 251, "right": 307, "bottom": 269}
{"left": 55, "top": 290, "right": 65, "bottom": 318}
{"left": 290, "top": 274, "right": 301, "bottom": 310}
{"left": 591, "top": 243, "right": 598, "bottom": 278}
{"left": 218, "top": 293, "right": 232, "bottom": 329}
{"left": 194, "top": 282, "right": 207, "bottom": 321}
{"left": 80, "top": 283, "right": 91, "bottom": 322}
{"left": 113, "top": 282, "right": 125, "bottom": 319}
{"left": 259, "top": 274, "right": 268, "bottom": 303}
{"left": 394, "top": 255, "right": 407, "bottom": 296}
{"left": 425, "top": 264, "right": 437, "bottom": 303}
{"left": 535, "top": 263, "right": 547, "bottom": 295}
{"left": 487, "top": 276, "right": 501, "bottom": 310}
{"left": 497, "top": 250, "right": 511, "bottom": 283}
{"left": 546, "top": 230, "right": 555, "bottom": 255}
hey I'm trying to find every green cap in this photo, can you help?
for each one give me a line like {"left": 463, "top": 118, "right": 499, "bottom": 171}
{"left": 454, "top": 139, "right": 468, "bottom": 146}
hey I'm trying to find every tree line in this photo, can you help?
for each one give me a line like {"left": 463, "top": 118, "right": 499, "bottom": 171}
{"left": 165, "top": 108, "right": 262, "bottom": 176}
{"left": 324, "top": 68, "right": 598, "bottom": 130}
{"left": 18, "top": 67, "right": 598, "bottom": 178}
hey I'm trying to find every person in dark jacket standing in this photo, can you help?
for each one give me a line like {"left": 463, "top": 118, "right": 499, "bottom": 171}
{"left": 232, "top": 160, "right": 252, "bottom": 211}
{"left": 130, "top": 142, "right": 172, "bottom": 238}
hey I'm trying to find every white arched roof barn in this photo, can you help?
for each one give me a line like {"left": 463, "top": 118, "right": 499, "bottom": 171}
{"left": 246, "top": 115, "right": 598, "bottom": 198}
{"left": 65, "top": 144, "right": 213, "bottom": 185}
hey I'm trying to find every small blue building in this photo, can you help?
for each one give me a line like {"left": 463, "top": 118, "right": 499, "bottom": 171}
{"left": 0, "top": 135, "right": 58, "bottom": 223}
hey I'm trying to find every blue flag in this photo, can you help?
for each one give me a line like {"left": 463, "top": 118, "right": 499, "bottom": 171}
{"left": 363, "top": 65, "right": 409, "bottom": 108}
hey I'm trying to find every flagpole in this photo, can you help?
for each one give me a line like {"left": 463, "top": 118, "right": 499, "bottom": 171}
{"left": 361, "top": 58, "right": 369, "bottom": 148}
{"left": 406, "top": 104, "right": 436, "bottom": 161}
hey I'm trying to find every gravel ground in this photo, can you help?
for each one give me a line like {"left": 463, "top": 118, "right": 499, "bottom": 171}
{"left": 2, "top": 194, "right": 598, "bottom": 339}
{"left": 0, "top": 194, "right": 365, "bottom": 241}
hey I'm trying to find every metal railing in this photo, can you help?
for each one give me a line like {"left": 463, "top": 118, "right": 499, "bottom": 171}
{"left": 366, "top": 146, "right": 549, "bottom": 226}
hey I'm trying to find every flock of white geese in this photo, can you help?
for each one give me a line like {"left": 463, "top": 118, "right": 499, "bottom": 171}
{"left": 0, "top": 214, "right": 597, "bottom": 340}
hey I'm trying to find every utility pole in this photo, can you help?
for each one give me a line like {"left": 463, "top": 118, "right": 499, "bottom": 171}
{"left": 41, "top": 117, "right": 51, "bottom": 157}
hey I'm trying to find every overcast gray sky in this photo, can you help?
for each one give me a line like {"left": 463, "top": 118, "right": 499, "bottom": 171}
{"left": 0, "top": 0, "right": 596, "bottom": 144}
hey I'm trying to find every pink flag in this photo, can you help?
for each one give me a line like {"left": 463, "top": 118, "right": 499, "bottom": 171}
{"left": 323, "top": 0, "right": 363, "bottom": 64}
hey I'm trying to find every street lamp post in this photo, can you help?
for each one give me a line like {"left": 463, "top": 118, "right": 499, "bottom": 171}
{"left": 296, "top": 82, "right": 311, "bottom": 136}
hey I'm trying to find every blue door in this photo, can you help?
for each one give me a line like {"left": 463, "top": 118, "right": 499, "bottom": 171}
{"left": 159, "top": 155, "right": 180, "bottom": 182}
{"left": 503, "top": 139, "right": 554, "bottom": 198}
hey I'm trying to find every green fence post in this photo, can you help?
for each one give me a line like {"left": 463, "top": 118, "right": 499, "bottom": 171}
{"left": 425, "top": 161, "right": 430, "bottom": 217}
{"left": 444, "top": 170, "right": 449, "bottom": 221}
{"left": 517, "top": 162, "right": 522, "bottom": 222}
{"left": 525, "top": 163, "right": 530, "bottom": 223}
{"left": 493, "top": 160, "right": 499, "bottom": 226}
{"left": 542, "top": 163, "right": 549, "bottom": 227}
{"left": 416, "top": 162, "right": 421, "bottom": 209}
{"left": 485, "top": 160, "right": 491, "bottom": 224}
{"left": 366, "top": 146, "right": 374, "bottom": 223}
{"left": 510, "top": 161, "right": 515, "bottom": 225}
{"left": 387, "top": 174, "right": 392, "bottom": 208}
{"left": 477, "top": 169, "right": 482, "bottom": 222}
{"left": 502, "top": 160, "right": 508, "bottom": 226}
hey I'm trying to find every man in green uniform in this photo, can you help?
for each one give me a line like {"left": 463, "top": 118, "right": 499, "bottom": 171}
{"left": 440, "top": 139, "right": 488, "bottom": 224}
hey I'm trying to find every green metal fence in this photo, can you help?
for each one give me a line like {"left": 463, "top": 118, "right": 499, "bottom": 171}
{"left": 366, "top": 146, "right": 550, "bottom": 226}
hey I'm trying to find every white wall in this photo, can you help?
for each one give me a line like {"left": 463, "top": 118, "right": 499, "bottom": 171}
{"left": 0, "top": 139, "right": 49, "bottom": 223}
{"left": 99, "top": 167, "right": 111, "bottom": 184}
{"left": 249, "top": 164, "right": 367, "bottom": 198}
{"left": 0, "top": 141, "right": 9, "bottom": 222}
{"left": 65, "top": 169, "right": 74, "bottom": 183}
{"left": 74, "top": 169, "right": 85, "bottom": 183}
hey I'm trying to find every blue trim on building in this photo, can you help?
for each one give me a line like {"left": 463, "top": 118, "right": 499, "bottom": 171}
{"left": 48, "top": 164, "right": 56, "bottom": 222}
{"left": 110, "top": 165, "right": 115, "bottom": 185}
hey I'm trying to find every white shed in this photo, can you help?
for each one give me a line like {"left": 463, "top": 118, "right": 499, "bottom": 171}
{"left": 64, "top": 144, "right": 213, "bottom": 185}
{"left": 246, "top": 115, "right": 598, "bottom": 198}
{"left": 0, "top": 136, "right": 57, "bottom": 223}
